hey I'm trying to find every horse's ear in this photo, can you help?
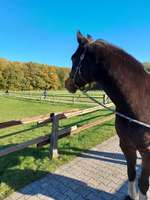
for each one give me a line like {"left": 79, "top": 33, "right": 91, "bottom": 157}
{"left": 87, "top": 34, "right": 92, "bottom": 41}
{"left": 77, "top": 31, "right": 88, "bottom": 46}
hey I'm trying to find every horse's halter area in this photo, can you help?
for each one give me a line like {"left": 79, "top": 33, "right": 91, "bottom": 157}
{"left": 69, "top": 48, "right": 88, "bottom": 90}
{"left": 69, "top": 41, "right": 95, "bottom": 91}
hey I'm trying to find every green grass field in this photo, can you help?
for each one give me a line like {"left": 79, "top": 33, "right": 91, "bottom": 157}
{"left": 0, "top": 94, "right": 115, "bottom": 199}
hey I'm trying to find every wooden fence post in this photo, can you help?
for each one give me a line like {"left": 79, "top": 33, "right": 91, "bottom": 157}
{"left": 106, "top": 96, "right": 110, "bottom": 104}
{"left": 73, "top": 96, "right": 75, "bottom": 104}
{"left": 103, "top": 94, "right": 106, "bottom": 104}
{"left": 50, "top": 113, "right": 59, "bottom": 159}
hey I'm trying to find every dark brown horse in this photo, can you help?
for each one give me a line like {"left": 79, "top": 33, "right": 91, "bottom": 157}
{"left": 65, "top": 32, "right": 150, "bottom": 200}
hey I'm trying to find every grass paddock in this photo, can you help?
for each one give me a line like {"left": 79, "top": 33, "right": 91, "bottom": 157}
{"left": 0, "top": 94, "right": 115, "bottom": 199}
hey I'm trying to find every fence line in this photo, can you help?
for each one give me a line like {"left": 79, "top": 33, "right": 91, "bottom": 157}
{"left": 0, "top": 104, "right": 114, "bottom": 158}
{"left": 1, "top": 92, "right": 110, "bottom": 105}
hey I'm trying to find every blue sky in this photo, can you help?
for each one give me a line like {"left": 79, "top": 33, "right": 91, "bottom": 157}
{"left": 0, "top": 0, "right": 150, "bottom": 67}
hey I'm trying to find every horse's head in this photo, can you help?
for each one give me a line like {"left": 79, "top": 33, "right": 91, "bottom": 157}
{"left": 65, "top": 31, "right": 97, "bottom": 93}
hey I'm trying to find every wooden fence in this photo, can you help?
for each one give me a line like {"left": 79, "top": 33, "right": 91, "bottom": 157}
{"left": 1, "top": 92, "right": 110, "bottom": 105}
{"left": 0, "top": 104, "right": 114, "bottom": 159}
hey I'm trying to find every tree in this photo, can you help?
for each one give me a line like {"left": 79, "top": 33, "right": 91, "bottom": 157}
{"left": 0, "top": 57, "right": 70, "bottom": 90}
{"left": 48, "top": 67, "right": 61, "bottom": 90}
{"left": 57, "top": 67, "right": 70, "bottom": 88}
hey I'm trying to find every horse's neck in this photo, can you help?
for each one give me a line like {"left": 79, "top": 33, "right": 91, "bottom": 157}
{"left": 98, "top": 58, "right": 148, "bottom": 118}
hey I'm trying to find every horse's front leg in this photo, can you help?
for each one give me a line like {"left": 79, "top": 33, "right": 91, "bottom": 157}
{"left": 138, "top": 152, "right": 150, "bottom": 200}
{"left": 120, "top": 141, "right": 137, "bottom": 200}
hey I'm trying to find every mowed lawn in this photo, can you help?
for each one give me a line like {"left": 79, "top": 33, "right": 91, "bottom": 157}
{"left": 0, "top": 95, "right": 115, "bottom": 199}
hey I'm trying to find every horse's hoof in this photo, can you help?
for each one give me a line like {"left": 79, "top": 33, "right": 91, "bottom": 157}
{"left": 124, "top": 195, "right": 134, "bottom": 200}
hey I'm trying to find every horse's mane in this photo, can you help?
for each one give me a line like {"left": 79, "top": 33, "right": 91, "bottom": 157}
{"left": 95, "top": 39, "right": 145, "bottom": 73}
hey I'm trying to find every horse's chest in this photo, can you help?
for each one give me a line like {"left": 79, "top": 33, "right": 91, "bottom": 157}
{"left": 115, "top": 118, "right": 150, "bottom": 152}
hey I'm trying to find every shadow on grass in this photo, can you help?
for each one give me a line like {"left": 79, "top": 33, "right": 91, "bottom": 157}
{"left": 0, "top": 144, "right": 143, "bottom": 200}
{"left": 0, "top": 146, "right": 49, "bottom": 169}
{"left": 0, "top": 124, "right": 48, "bottom": 140}
{"left": 0, "top": 149, "right": 125, "bottom": 199}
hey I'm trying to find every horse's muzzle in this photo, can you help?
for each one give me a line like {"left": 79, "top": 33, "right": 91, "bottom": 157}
{"left": 65, "top": 78, "right": 77, "bottom": 93}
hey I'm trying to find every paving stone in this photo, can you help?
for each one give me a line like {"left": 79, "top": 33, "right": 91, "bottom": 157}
{"left": 4, "top": 136, "right": 150, "bottom": 200}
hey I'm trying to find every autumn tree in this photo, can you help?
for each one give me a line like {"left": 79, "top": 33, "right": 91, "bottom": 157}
{"left": 48, "top": 67, "right": 61, "bottom": 90}
{"left": 0, "top": 57, "right": 70, "bottom": 90}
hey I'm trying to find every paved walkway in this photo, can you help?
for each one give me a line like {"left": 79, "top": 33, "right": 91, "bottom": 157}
{"left": 5, "top": 136, "right": 150, "bottom": 200}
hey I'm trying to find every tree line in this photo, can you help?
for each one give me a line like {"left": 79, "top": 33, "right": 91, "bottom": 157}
{"left": 0, "top": 58, "right": 149, "bottom": 91}
{"left": 0, "top": 58, "right": 70, "bottom": 90}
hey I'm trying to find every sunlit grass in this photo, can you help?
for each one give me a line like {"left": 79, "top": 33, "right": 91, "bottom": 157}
{"left": 0, "top": 95, "right": 115, "bottom": 199}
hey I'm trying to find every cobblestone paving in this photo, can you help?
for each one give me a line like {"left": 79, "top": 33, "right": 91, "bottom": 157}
{"left": 4, "top": 136, "right": 150, "bottom": 200}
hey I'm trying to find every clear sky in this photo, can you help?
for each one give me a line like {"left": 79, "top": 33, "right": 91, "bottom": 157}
{"left": 0, "top": 0, "right": 150, "bottom": 67}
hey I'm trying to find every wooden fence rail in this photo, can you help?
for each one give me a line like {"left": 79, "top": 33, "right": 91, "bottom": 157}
{"left": 1, "top": 92, "right": 110, "bottom": 105}
{"left": 0, "top": 114, "right": 51, "bottom": 129}
{"left": 0, "top": 109, "right": 79, "bottom": 129}
{"left": 0, "top": 104, "right": 114, "bottom": 158}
